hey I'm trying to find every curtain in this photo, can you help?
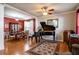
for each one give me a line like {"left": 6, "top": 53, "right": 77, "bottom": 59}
{"left": 76, "top": 9, "right": 79, "bottom": 34}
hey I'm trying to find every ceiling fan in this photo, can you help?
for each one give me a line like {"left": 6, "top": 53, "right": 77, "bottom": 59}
{"left": 36, "top": 6, "right": 54, "bottom": 15}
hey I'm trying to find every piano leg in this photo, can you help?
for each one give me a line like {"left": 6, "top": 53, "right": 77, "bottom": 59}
{"left": 35, "top": 37, "right": 37, "bottom": 43}
{"left": 53, "top": 31, "right": 55, "bottom": 42}
{"left": 40, "top": 32, "right": 43, "bottom": 40}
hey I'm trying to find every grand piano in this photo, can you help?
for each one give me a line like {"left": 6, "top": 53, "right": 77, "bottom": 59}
{"left": 40, "top": 22, "right": 56, "bottom": 41}
{"left": 33, "top": 22, "right": 55, "bottom": 42}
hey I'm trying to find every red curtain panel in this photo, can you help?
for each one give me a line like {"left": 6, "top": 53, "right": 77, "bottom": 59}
{"left": 76, "top": 9, "right": 79, "bottom": 34}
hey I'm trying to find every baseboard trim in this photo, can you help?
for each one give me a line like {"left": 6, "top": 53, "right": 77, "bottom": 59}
{"left": 0, "top": 49, "right": 4, "bottom": 55}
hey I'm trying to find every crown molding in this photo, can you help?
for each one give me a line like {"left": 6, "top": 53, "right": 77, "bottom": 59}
{"left": 55, "top": 10, "right": 76, "bottom": 16}
{"left": 4, "top": 15, "right": 24, "bottom": 20}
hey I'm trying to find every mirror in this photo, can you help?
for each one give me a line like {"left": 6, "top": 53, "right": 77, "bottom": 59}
{"left": 47, "top": 19, "right": 58, "bottom": 28}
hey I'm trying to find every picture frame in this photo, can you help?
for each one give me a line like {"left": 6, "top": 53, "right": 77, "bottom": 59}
{"left": 47, "top": 19, "right": 58, "bottom": 28}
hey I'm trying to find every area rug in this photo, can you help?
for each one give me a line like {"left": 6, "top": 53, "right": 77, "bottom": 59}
{"left": 26, "top": 40, "right": 57, "bottom": 55}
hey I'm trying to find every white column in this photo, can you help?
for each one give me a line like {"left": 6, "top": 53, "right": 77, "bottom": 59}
{"left": 0, "top": 4, "right": 4, "bottom": 50}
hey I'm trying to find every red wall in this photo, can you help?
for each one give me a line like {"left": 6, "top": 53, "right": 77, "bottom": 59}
{"left": 4, "top": 17, "right": 24, "bottom": 32}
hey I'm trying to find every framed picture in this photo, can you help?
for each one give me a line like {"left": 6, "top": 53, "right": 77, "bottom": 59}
{"left": 47, "top": 19, "right": 58, "bottom": 28}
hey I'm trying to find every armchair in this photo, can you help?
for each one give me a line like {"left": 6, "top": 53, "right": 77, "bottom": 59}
{"left": 63, "top": 30, "right": 79, "bottom": 52}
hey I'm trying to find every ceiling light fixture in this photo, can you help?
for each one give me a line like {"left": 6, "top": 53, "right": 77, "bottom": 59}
{"left": 41, "top": 6, "right": 48, "bottom": 16}
{"left": 43, "top": 12, "right": 47, "bottom": 15}
{"left": 41, "top": 6, "right": 54, "bottom": 16}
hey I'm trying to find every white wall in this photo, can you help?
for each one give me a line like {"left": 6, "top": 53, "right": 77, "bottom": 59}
{"left": 37, "top": 11, "right": 76, "bottom": 41}
{"left": 0, "top": 4, "right": 4, "bottom": 50}
{"left": 56, "top": 12, "right": 76, "bottom": 41}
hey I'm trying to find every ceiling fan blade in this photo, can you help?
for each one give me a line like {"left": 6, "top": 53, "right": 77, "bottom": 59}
{"left": 48, "top": 11, "right": 53, "bottom": 15}
{"left": 48, "top": 8, "right": 54, "bottom": 15}
{"left": 48, "top": 9, "right": 54, "bottom": 11}
{"left": 48, "top": 13, "right": 52, "bottom": 15}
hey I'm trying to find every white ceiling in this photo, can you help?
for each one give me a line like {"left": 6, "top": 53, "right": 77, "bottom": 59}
{"left": 4, "top": 7, "right": 33, "bottom": 20}
{"left": 8, "top": 3, "right": 79, "bottom": 17}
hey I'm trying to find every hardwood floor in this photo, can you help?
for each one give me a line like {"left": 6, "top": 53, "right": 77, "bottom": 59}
{"left": 55, "top": 42, "right": 70, "bottom": 54}
{"left": 0, "top": 38, "right": 70, "bottom": 55}
{"left": 4, "top": 38, "right": 38, "bottom": 55}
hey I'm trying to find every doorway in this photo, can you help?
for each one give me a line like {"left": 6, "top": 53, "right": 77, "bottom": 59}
{"left": 24, "top": 20, "right": 34, "bottom": 35}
